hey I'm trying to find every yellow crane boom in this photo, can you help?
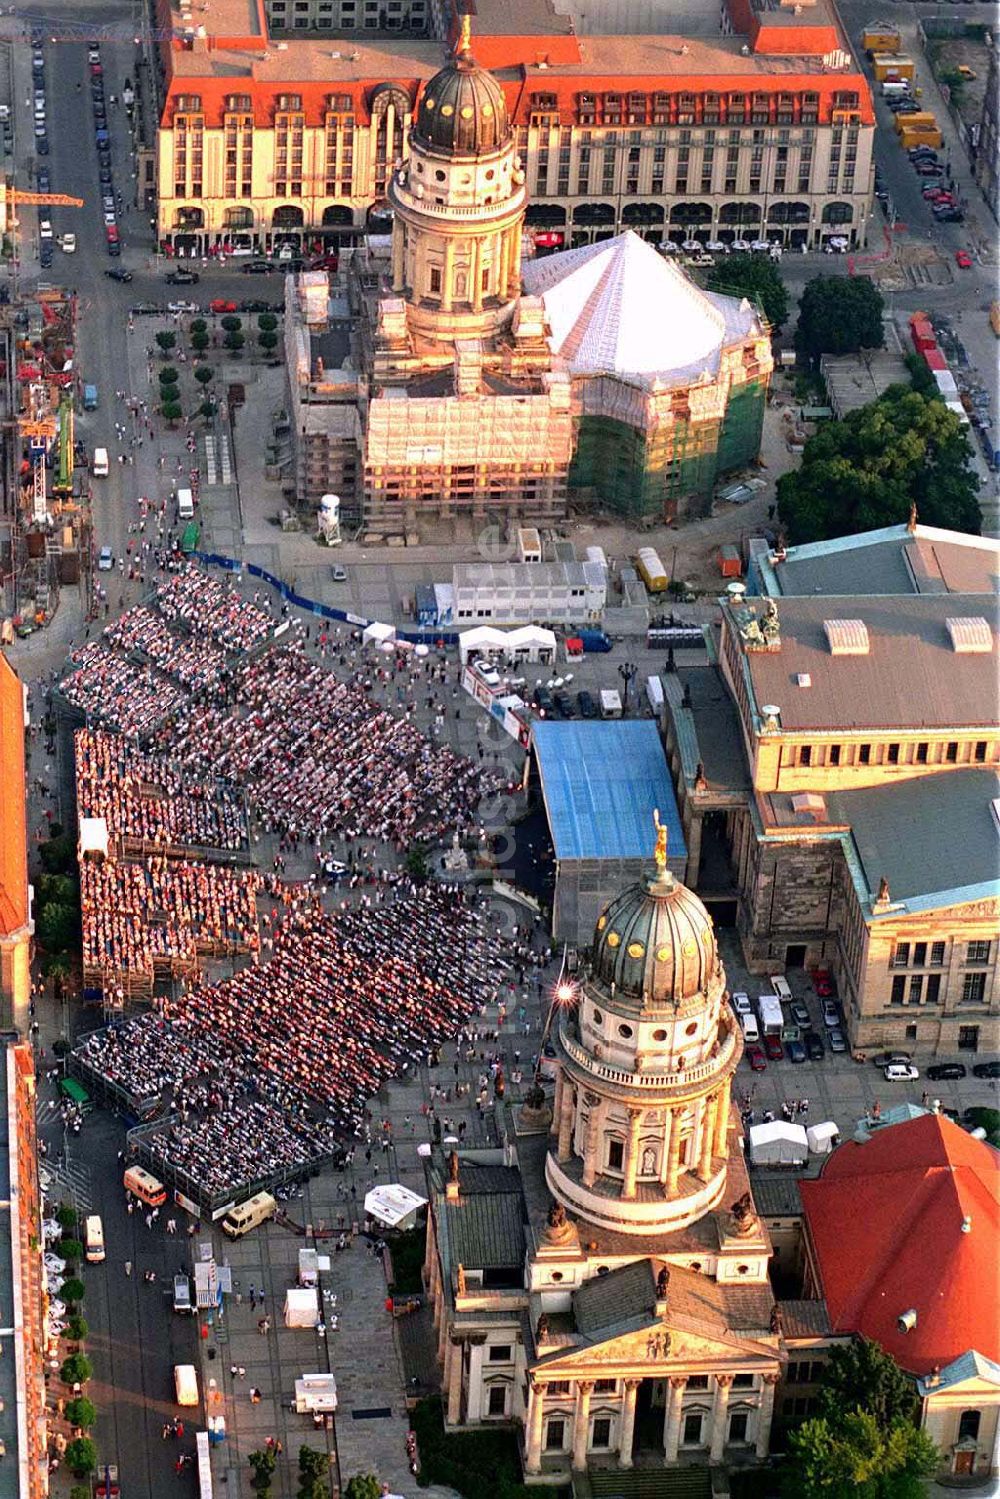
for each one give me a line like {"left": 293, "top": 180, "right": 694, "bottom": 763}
{"left": 7, "top": 191, "right": 84, "bottom": 206}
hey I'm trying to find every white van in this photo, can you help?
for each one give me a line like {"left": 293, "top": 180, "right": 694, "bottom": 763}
{"left": 221, "top": 1190, "right": 276, "bottom": 1239}
{"left": 174, "top": 1364, "right": 199, "bottom": 1407}
{"left": 740, "top": 1013, "right": 760, "bottom": 1044}
{"left": 92, "top": 447, "right": 109, "bottom": 478}
{"left": 769, "top": 975, "right": 793, "bottom": 1001}
{"left": 84, "top": 1215, "right": 105, "bottom": 1263}
{"left": 176, "top": 487, "right": 194, "bottom": 520}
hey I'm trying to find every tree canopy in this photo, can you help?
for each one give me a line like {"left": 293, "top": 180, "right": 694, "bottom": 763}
{"left": 783, "top": 1409, "right": 938, "bottom": 1499}
{"left": 781, "top": 1337, "right": 938, "bottom": 1499}
{"left": 796, "top": 275, "right": 885, "bottom": 361}
{"left": 706, "top": 252, "right": 789, "bottom": 330}
{"left": 817, "top": 1338, "right": 918, "bottom": 1428}
{"left": 776, "top": 386, "right": 981, "bottom": 544}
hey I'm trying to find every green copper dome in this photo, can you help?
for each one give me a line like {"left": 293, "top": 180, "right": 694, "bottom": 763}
{"left": 591, "top": 870, "right": 719, "bottom": 1008}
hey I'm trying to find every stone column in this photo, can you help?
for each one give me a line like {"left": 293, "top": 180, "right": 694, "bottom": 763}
{"left": 755, "top": 1373, "right": 779, "bottom": 1460}
{"left": 698, "top": 1094, "right": 718, "bottom": 1182}
{"left": 557, "top": 1080, "right": 575, "bottom": 1161}
{"left": 622, "top": 1107, "right": 644, "bottom": 1200}
{"left": 581, "top": 1093, "right": 601, "bottom": 1187}
{"left": 571, "top": 1380, "right": 594, "bottom": 1470}
{"left": 446, "top": 1338, "right": 464, "bottom": 1426}
{"left": 667, "top": 1115, "right": 684, "bottom": 1193}
{"left": 709, "top": 1374, "right": 733, "bottom": 1463}
{"left": 471, "top": 236, "right": 483, "bottom": 311}
{"left": 659, "top": 1109, "right": 674, "bottom": 1185}
{"left": 714, "top": 1079, "right": 731, "bottom": 1158}
{"left": 618, "top": 1379, "right": 640, "bottom": 1468}
{"left": 551, "top": 1070, "right": 564, "bottom": 1136}
{"left": 498, "top": 230, "right": 510, "bottom": 303}
{"left": 508, "top": 218, "right": 523, "bottom": 296}
{"left": 663, "top": 1376, "right": 686, "bottom": 1461}
{"left": 391, "top": 223, "right": 405, "bottom": 292}
{"left": 442, "top": 238, "right": 456, "bottom": 312}
{"left": 465, "top": 1338, "right": 486, "bottom": 1422}
{"left": 525, "top": 1379, "right": 545, "bottom": 1474}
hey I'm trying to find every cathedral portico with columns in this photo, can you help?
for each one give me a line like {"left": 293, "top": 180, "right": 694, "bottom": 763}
{"left": 422, "top": 819, "right": 784, "bottom": 1483}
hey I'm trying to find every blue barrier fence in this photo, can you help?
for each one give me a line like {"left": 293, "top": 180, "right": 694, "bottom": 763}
{"left": 193, "top": 551, "right": 460, "bottom": 646}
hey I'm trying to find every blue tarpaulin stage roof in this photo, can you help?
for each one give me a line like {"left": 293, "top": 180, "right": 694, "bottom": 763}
{"left": 532, "top": 720, "right": 686, "bottom": 863}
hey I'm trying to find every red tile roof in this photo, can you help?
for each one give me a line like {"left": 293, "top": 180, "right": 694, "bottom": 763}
{"left": 800, "top": 1114, "right": 1000, "bottom": 1375}
{"left": 0, "top": 653, "right": 29, "bottom": 936}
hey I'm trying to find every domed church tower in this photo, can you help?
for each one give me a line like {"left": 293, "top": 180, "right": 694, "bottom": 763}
{"left": 546, "top": 815, "right": 743, "bottom": 1236}
{"left": 386, "top": 12, "right": 527, "bottom": 347}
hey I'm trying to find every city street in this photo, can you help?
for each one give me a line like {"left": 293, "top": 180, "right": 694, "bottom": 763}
{"left": 1, "top": 4, "right": 997, "bottom": 1495}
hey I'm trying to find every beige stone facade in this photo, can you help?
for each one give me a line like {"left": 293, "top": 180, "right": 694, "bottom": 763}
{"left": 424, "top": 853, "right": 785, "bottom": 1484}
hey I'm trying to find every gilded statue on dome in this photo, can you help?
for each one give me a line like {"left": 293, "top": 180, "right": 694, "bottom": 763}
{"left": 653, "top": 808, "right": 668, "bottom": 872}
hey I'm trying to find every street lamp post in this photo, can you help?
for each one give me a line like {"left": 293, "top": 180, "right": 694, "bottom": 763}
{"left": 536, "top": 947, "right": 578, "bottom": 1085}
{"left": 618, "top": 660, "right": 637, "bottom": 713}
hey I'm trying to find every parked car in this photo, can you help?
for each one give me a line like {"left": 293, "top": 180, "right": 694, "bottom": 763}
{"left": 98, "top": 546, "right": 113, "bottom": 570}
{"left": 884, "top": 1063, "right": 920, "bottom": 1081}
{"left": 955, "top": 250, "right": 973, "bottom": 269}
{"left": 746, "top": 1044, "right": 767, "bottom": 1072}
{"left": 330, "top": 563, "right": 347, "bottom": 581}
{"left": 240, "top": 298, "right": 278, "bottom": 314}
{"left": 167, "top": 300, "right": 199, "bottom": 314}
{"left": 804, "top": 1031, "right": 825, "bottom": 1061}
{"left": 43, "top": 1253, "right": 66, "bottom": 1277}
{"left": 790, "top": 1000, "right": 811, "bottom": 1027}
{"left": 934, "top": 209, "right": 965, "bottom": 223}
{"left": 925, "top": 1062, "right": 967, "bottom": 1081}
{"left": 872, "top": 1051, "right": 913, "bottom": 1069}
{"left": 105, "top": 265, "right": 132, "bottom": 283}
{"left": 730, "top": 991, "right": 752, "bottom": 1016}
{"left": 553, "top": 691, "right": 574, "bottom": 719}
{"left": 166, "top": 268, "right": 200, "bottom": 285}
{"left": 38, "top": 218, "right": 53, "bottom": 240}
{"left": 576, "top": 689, "right": 597, "bottom": 719}
{"left": 209, "top": 297, "right": 238, "bottom": 313}
{"left": 764, "top": 1035, "right": 784, "bottom": 1061}
{"left": 972, "top": 1060, "right": 1000, "bottom": 1079}
{"left": 821, "top": 999, "right": 842, "bottom": 1027}
{"left": 787, "top": 1038, "right": 807, "bottom": 1064}
{"left": 242, "top": 259, "right": 275, "bottom": 274}
{"left": 811, "top": 967, "right": 833, "bottom": 997}
{"left": 828, "top": 1027, "right": 848, "bottom": 1053}
{"left": 532, "top": 685, "right": 554, "bottom": 714}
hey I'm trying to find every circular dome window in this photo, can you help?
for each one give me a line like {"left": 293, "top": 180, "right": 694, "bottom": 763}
{"left": 482, "top": 103, "right": 494, "bottom": 117}
{"left": 485, "top": 168, "right": 495, "bottom": 180}
{"left": 460, "top": 105, "right": 474, "bottom": 119}
{"left": 690, "top": 1261, "right": 702, "bottom": 1272}
{"left": 606, "top": 932, "right": 620, "bottom": 949}
{"left": 656, "top": 946, "right": 672, "bottom": 962}
{"left": 618, "top": 1024, "right": 633, "bottom": 1039}
{"left": 627, "top": 942, "right": 645, "bottom": 959}
{"left": 592, "top": 1009, "right": 603, "bottom": 1027}
{"left": 652, "top": 1028, "right": 668, "bottom": 1042}
{"left": 440, "top": 104, "right": 454, "bottom": 117}
{"left": 425, "top": 98, "right": 436, "bottom": 110}
{"left": 596, "top": 916, "right": 607, "bottom": 932}
{"left": 551, "top": 1271, "right": 563, "bottom": 1283}
{"left": 685, "top": 1022, "right": 698, "bottom": 1037}
{"left": 435, "top": 170, "right": 446, "bottom": 182}
{"left": 737, "top": 1264, "right": 749, "bottom": 1276}
{"left": 683, "top": 938, "right": 697, "bottom": 957}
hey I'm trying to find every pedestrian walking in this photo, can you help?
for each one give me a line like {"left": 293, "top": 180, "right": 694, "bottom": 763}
{"left": 124, "top": 1259, "right": 132, "bottom": 1276}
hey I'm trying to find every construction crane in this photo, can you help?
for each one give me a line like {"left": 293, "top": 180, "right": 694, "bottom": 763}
{"left": 6, "top": 192, "right": 84, "bottom": 209}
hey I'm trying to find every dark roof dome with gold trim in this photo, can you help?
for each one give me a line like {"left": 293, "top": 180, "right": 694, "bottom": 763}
{"left": 591, "top": 816, "right": 720, "bottom": 1007}
{"left": 413, "top": 22, "right": 510, "bottom": 157}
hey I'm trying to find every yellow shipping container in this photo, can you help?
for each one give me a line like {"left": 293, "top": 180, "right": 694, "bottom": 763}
{"left": 895, "top": 111, "right": 937, "bottom": 134}
{"left": 863, "top": 27, "right": 900, "bottom": 54}
{"left": 900, "top": 126, "right": 943, "bottom": 149}
{"left": 873, "top": 53, "right": 914, "bottom": 80}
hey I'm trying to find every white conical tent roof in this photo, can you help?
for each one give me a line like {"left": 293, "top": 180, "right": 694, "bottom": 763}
{"left": 521, "top": 230, "right": 728, "bottom": 382}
